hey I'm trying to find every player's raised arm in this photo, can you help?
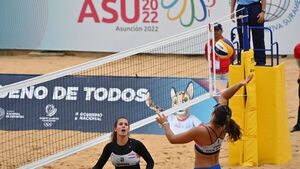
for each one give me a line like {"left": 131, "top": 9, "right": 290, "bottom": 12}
{"left": 219, "top": 74, "right": 254, "bottom": 104}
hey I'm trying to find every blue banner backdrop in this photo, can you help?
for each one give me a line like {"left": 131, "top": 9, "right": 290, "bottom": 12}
{"left": 0, "top": 74, "right": 216, "bottom": 134}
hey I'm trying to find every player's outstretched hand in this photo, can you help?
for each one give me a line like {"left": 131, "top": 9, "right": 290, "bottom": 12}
{"left": 241, "top": 74, "right": 254, "bottom": 86}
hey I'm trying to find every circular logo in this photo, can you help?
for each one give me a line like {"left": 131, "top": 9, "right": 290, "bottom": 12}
{"left": 161, "top": 0, "right": 216, "bottom": 27}
{"left": 0, "top": 107, "right": 6, "bottom": 120}
{"left": 45, "top": 104, "right": 57, "bottom": 117}
{"left": 265, "top": 0, "right": 290, "bottom": 22}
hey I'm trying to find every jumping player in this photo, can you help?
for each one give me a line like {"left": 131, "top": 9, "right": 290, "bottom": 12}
{"left": 156, "top": 74, "right": 253, "bottom": 169}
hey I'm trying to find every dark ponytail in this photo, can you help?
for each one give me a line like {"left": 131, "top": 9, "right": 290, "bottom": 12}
{"left": 213, "top": 104, "right": 241, "bottom": 142}
{"left": 226, "top": 118, "right": 241, "bottom": 142}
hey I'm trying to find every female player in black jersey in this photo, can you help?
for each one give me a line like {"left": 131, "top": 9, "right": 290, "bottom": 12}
{"left": 93, "top": 117, "right": 154, "bottom": 169}
{"left": 156, "top": 74, "right": 253, "bottom": 169}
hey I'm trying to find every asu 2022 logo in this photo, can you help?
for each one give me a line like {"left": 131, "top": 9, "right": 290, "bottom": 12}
{"left": 77, "top": 0, "right": 216, "bottom": 27}
{"left": 78, "top": 0, "right": 159, "bottom": 24}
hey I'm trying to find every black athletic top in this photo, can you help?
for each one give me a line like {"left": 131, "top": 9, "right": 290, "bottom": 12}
{"left": 93, "top": 138, "right": 154, "bottom": 169}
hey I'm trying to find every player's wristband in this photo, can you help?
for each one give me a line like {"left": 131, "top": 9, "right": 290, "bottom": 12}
{"left": 261, "top": 9, "right": 266, "bottom": 13}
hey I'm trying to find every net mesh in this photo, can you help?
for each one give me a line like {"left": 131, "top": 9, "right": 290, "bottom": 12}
{"left": 0, "top": 26, "right": 211, "bottom": 168}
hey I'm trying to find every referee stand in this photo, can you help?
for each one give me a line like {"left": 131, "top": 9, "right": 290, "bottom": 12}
{"left": 228, "top": 8, "right": 292, "bottom": 166}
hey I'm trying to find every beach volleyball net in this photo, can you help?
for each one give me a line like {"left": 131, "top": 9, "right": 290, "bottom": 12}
{"left": 0, "top": 25, "right": 218, "bottom": 168}
{"left": 0, "top": 26, "right": 212, "bottom": 168}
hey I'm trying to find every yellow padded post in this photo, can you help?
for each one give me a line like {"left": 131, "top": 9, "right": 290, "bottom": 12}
{"left": 228, "top": 50, "right": 292, "bottom": 166}
{"left": 242, "top": 50, "right": 258, "bottom": 166}
{"left": 228, "top": 63, "right": 245, "bottom": 165}
{"left": 255, "top": 63, "right": 292, "bottom": 164}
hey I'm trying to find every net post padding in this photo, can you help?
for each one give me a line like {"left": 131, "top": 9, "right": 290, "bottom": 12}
{"left": 229, "top": 50, "right": 258, "bottom": 166}
{"left": 228, "top": 50, "right": 292, "bottom": 166}
{"left": 255, "top": 63, "right": 291, "bottom": 164}
{"left": 228, "top": 62, "right": 246, "bottom": 165}
{"left": 242, "top": 50, "right": 258, "bottom": 166}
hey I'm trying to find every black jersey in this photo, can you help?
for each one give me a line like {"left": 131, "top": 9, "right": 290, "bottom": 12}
{"left": 93, "top": 138, "right": 154, "bottom": 169}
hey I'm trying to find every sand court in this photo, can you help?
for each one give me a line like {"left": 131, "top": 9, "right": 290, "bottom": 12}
{"left": 0, "top": 52, "right": 299, "bottom": 169}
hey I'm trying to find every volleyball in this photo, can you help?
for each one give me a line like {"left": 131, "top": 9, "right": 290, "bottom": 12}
{"left": 294, "top": 43, "right": 300, "bottom": 59}
{"left": 214, "top": 38, "right": 235, "bottom": 59}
